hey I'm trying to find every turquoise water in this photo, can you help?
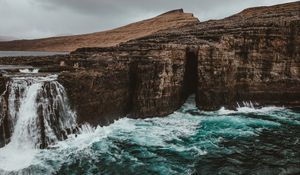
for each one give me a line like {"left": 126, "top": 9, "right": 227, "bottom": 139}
{"left": 1, "top": 97, "right": 299, "bottom": 175}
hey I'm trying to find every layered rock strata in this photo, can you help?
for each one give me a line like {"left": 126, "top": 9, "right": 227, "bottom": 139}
{"left": 0, "top": 2, "right": 299, "bottom": 147}
{"left": 127, "top": 1, "right": 300, "bottom": 109}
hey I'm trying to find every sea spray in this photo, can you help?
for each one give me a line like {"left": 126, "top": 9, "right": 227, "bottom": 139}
{"left": 0, "top": 96, "right": 299, "bottom": 174}
{"left": 0, "top": 74, "right": 77, "bottom": 171}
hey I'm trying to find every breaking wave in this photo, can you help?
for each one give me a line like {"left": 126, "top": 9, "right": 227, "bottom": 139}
{"left": 0, "top": 96, "right": 299, "bottom": 175}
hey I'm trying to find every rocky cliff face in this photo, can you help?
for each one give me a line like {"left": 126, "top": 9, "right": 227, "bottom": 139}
{"left": 0, "top": 44, "right": 190, "bottom": 127}
{"left": 0, "top": 2, "right": 299, "bottom": 147}
{"left": 128, "top": 1, "right": 300, "bottom": 110}
{"left": 196, "top": 2, "right": 300, "bottom": 109}
{"left": 59, "top": 44, "right": 189, "bottom": 125}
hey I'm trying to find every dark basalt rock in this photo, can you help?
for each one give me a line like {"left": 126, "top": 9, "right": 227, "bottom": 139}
{"left": 0, "top": 76, "right": 9, "bottom": 147}
{"left": 59, "top": 45, "right": 188, "bottom": 124}
{"left": 0, "top": 2, "right": 299, "bottom": 147}
{"left": 129, "top": 1, "right": 300, "bottom": 110}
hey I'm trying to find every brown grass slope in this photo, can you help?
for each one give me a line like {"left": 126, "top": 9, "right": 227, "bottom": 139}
{"left": 0, "top": 9, "right": 199, "bottom": 52}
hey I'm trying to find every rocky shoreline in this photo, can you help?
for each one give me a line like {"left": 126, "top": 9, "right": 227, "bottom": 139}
{"left": 0, "top": 2, "right": 299, "bottom": 147}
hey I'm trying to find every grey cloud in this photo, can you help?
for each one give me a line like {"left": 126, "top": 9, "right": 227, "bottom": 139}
{"left": 0, "top": 0, "right": 298, "bottom": 39}
{"left": 32, "top": 0, "right": 297, "bottom": 20}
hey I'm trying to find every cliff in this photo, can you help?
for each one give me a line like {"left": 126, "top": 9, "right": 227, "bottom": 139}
{"left": 126, "top": 1, "right": 300, "bottom": 110}
{"left": 0, "top": 2, "right": 299, "bottom": 147}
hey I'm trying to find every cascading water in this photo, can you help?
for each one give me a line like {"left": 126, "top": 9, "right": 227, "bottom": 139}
{"left": 19, "top": 68, "right": 40, "bottom": 74}
{"left": 0, "top": 73, "right": 77, "bottom": 171}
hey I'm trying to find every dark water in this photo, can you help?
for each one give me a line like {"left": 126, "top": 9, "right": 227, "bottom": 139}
{"left": 0, "top": 51, "right": 68, "bottom": 57}
{"left": 0, "top": 97, "right": 299, "bottom": 175}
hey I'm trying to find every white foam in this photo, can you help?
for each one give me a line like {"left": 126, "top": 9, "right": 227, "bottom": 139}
{"left": 218, "top": 106, "right": 285, "bottom": 115}
{"left": 19, "top": 69, "right": 39, "bottom": 74}
{"left": 0, "top": 145, "right": 38, "bottom": 171}
{"left": 79, "top": 123, "right": 96, "bottom": 134}
{"left": 11, "top": 74, "right": 58, "bottom": 82}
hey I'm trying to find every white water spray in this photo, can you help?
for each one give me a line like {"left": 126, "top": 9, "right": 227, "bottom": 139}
{"left": 19, "top": 68, "right": 39, "bottom": 74}
{"left": 0, "top": 74, "right": 77, "bottom": 171}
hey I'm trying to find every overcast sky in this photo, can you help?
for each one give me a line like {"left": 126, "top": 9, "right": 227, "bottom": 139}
{"left": 0, "top": 0, "right": 297, "bottom": 40}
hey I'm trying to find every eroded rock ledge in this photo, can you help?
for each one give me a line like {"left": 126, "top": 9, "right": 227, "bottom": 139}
{"left": 0, "top": 2, "right": 299, "bottom": 129}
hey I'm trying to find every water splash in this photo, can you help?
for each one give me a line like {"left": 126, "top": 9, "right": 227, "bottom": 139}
{"left": 0, "top": 75, "right": 77, "bottom": 171}
{"left": 217, "top": 105, "right": 285, "bottom": 115}
{"left": 19, "top": 69, "right": 39, "bottom": 74}
{"left": 0, "top": 96, "right": 299, "bottom": 174}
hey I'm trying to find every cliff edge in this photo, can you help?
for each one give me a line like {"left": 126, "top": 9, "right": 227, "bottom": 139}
{"left": 0, "top": 10, "right": 199, "bottom": 52}
{"left": 0, "top": 2, "right": 299, "bottom": 147}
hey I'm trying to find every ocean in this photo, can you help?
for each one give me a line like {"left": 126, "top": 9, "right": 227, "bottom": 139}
{"left": 0, "top": 96, "right": 299, "bottom": 175}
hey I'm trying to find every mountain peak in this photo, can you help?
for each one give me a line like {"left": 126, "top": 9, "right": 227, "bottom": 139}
{"left": 0, "top": 9, "right": 199, "bottom": 52}
{"left": 159, "top": 9, "right": 184, "bottom": 16}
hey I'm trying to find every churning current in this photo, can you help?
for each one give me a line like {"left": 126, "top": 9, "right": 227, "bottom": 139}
{"left": 0, "top": 76, "right": 299, "bottom": 174}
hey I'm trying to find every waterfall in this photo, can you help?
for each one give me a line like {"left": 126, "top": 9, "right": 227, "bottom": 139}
{"left": 19, "top": 68, "right": 40, "bottom": 74}
{"left": 0, "top": 74, "right": 77, "bottom": 149}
